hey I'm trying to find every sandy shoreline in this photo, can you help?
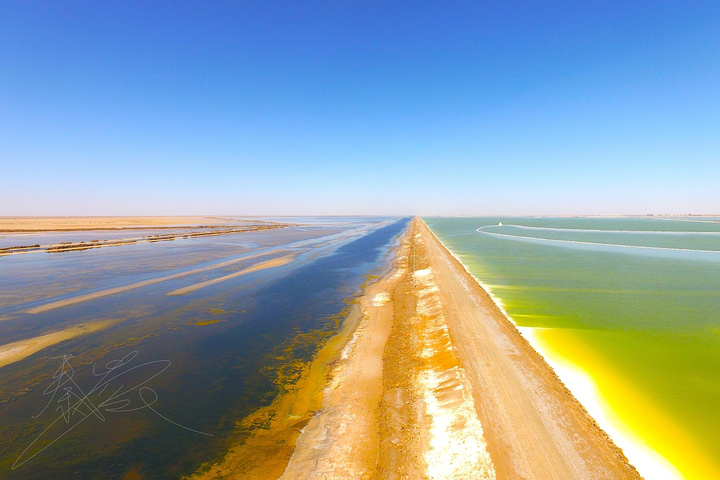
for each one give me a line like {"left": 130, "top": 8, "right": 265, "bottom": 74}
{"left": 0, "top": 216, "right": 252, "bottom": 232}
{"left": 279, "top": 219, "right": 415, "bottom": 479}
{"left": 280, "top": 218, "right": 500, "bottom": 479}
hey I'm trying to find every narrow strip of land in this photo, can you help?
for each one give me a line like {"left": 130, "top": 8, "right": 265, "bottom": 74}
{"left": 0, "top": 319, "right": 120, "bottom": 368}
{"left": 0, "top": 224, "right": 288, "bottom": 257}
{"left": 279, "top": 224, "right": 414, "bottom": 479}
{"left": 281, "top": 218, "right": 496, "bottom": 479}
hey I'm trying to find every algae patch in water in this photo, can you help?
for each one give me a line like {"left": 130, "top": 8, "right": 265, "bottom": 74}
{"left": 186, "top": 304, "right": 362, "bottom": 480}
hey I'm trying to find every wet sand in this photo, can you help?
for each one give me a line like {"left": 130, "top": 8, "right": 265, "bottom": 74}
{"left": 277, "top": 218, "right": 641, "bottom": 479}
{"left": 185, "top": 303, "right": 368, "bottom": 480}
{"left": 0, "top": 319, "right": 120, "bottom": 368}
{"left": 168, "top": 252, "right": 301, "bottom": 296}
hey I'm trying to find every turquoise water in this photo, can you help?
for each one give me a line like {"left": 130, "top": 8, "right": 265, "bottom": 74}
{"left": 425, "top": 217, "right": 720, "bottom": 479}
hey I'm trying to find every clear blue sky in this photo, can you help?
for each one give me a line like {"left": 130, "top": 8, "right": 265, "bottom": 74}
{"left": 1, "top": 1, "right": 718, "bottom": 216}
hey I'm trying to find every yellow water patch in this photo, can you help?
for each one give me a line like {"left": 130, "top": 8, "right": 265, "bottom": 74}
{"left": 527, "top": 327, "right": 720, "bottom": 480}
{"left": 194, "top": 319, "right": 221, "bottom": 326}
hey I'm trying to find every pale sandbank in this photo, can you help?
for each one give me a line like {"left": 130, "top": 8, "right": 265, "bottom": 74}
{"left": 0, "top": 319, "right": 120, "bottom": 369}
{"left": 167, "top": 253, "right": 300, "bottom": 296}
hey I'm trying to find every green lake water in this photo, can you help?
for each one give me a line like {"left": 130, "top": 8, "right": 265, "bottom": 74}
{"left": 424, "top": 217, "right": 720, "bottom": 480}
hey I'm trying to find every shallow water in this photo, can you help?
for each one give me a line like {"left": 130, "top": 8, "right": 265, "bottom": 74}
{"left": 0, "top": 218, "right": 409, "bottom": 479}
{"left": 425, "top": 217, "right": 720, "bottom": 480}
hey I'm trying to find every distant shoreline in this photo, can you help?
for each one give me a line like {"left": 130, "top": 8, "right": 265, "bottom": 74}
{"left": 0, "top": 218, "right": 291, "bottom": 257}
{"left": 0, "top": 216, "right": 265, "bottom": 232}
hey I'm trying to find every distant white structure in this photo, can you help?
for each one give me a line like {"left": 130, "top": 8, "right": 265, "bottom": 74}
{"left": 498, "top": 222, "right": 503, "bottom": 226}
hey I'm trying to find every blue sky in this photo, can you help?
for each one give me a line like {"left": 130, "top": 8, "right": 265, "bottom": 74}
{"left": 1, "top": 1, "right": 718, "bottom": 215}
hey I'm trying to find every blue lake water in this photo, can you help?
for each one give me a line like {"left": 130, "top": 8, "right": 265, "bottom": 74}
{"left": 0, "top": 217, "right": 409, "bottom": 479}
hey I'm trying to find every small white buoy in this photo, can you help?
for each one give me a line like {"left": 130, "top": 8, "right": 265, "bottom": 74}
{"left": 498, "top": 221, "right": 503, "bottom": 226}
